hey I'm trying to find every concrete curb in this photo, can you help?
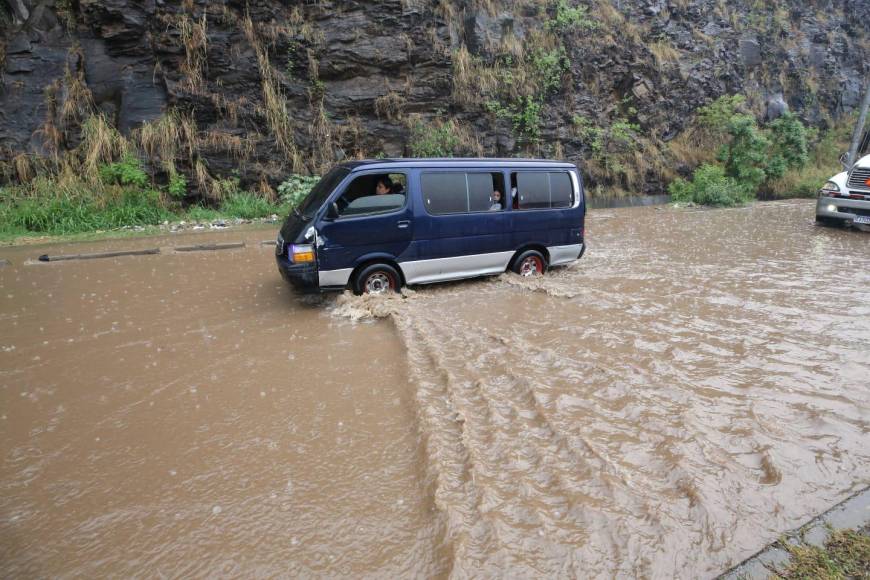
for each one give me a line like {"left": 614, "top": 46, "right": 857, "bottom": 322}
{"left": 174, "top": 242, "right": 245, "bottom": 252}
{"left": 37, "top": 248, "right": 160, "bottom": 262}
{"left": 719, "top": 485, "right": 870, "bottom": 579}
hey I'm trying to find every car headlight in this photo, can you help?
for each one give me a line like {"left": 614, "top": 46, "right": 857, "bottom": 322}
{"left": 826, "top": 204, "right": 837, "bottom": 212}
{"left": 819, "top": 181, "right": 840, "bottom": 197}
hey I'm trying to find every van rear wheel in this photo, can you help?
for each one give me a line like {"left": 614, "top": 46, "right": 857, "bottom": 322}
{"left": 511, "top": 250, "right": 547, "bottom": 277}
{"left": 353, "top": 263, "right": 401, "bottom": 295}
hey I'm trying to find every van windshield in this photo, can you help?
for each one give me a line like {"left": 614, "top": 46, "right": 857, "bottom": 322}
{"left": 296, "top": 167, "right": 350, "bottom": 220}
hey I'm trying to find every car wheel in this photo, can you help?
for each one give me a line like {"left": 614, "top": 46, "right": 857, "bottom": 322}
{"left": 353, "top": 263, "right": 401, "bottom": 295}
{"left": 511, "top": 250, "right": 547, "bottom": 277}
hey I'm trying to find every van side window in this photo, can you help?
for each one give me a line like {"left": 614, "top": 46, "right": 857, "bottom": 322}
{"left": 335, "top": 173, "right": 407, "bottom": 217}
{"left": 421, "top": 173, "right": 466, "bottom": 214}
{"left": 422, "top": 172, "right": 506, "bottom": 215}
{"left": 512, "top": 171, "right": 574, "bottom": 210}
{"left": 550, "top": 172, "right": 573, "bottom": 208}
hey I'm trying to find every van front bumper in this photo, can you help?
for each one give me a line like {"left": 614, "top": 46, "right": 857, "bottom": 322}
{"left": 275, "top": 255, "right": 320, "bottom": 293}
{"left": 815, "top": 196, "right": 870, "bottom": 226}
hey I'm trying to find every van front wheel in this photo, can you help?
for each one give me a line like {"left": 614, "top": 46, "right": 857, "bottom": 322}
{"left": 511, "top": 250, "right": 547, "bottom": 277}
{"left": 353, "top": 263, "right": 401, "bottom": 295}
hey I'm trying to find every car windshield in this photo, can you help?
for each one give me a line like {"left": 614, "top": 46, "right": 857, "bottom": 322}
{"left": 296, "top": 166, "right": 350, "bottom": 219}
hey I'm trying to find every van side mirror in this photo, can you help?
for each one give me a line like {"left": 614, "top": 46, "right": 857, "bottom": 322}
{"left": 326, "top": 202, "right": 339, "bottom": 220}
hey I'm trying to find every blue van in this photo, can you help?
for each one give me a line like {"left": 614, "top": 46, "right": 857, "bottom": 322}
{"left": 275, "top": 159, "right": 586, "bottom": 294}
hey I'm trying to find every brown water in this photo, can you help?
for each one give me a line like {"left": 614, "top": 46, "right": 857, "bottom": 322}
{"left": 1, "top": 200, "right": 869, "bottom": 578}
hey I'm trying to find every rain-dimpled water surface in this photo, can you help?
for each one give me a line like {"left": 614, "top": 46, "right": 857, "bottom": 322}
{"left": 1, "top": 199, "right": 869, "bottom": 578}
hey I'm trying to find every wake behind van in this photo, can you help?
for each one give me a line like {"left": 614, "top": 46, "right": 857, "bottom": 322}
{"left": 275, "top": 159, "right": 586, "bottom": 294}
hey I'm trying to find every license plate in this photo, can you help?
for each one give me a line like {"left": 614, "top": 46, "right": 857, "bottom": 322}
{"left": 855, "top": 216, "right": 870, "bottom": 224}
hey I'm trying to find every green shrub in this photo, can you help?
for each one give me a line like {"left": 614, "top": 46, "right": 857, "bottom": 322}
{"left": 530, "top": 47, "right": 569, "bottom": 95}
{"left": 697, "top": 94, "right": 747, "bottom": 134}
{"left": 410, "top": 119, "right": 460, "bottom": 157}
{"left": 769, "top": 112, "right": 810, "bottom": 171}
{"left": 278, "top": 174, "right": 320, "bottom": 208}
{"left": 167, "top": 173, "right": 187, "bottom": 198}
{"left": 572, "top": 115, "right": 604, "bottom": 152}
{"left": 184, "top": 204, "right": 223, "bottom": 222}
{"left": 669, "top": 164, "right": 752, "bottom": 207}
{"left": 219, "top": 192, "right": 276, "bottom": 219}
{"left": 512, "top": 97, "right": 542, "bottom": 143}
{"left": 719, "top": 114, "right": 770, "bottom": 190}
{"left": 0, "top": 186, "right": 168, "bottom": 234}
{"left": 99, "top": 155, "right": 149, "bottom": 188}
{"left": 548, "top": 0, "right": 598, "bottom": 33}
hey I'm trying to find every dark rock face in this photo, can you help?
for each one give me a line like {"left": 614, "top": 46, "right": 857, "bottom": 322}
{"left": 1, "top": 0, "right": 867, "bottom": 195}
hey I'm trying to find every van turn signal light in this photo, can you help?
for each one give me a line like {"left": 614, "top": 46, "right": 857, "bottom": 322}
{"left": 291, "top": 244, "right": 315, "bottom": 263}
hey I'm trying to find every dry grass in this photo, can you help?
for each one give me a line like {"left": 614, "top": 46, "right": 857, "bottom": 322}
{"left": 592, "top": 1, "right": 646, "bottom": 45}
{"left": 193, "top": 158, "right": 212, "bottom": 197}
{"left": 78, "top": 114, "right": 129, "bottom": 180}
{"left": 242, "top": 15, "right": 300, "bottom": 168}
{"left": 11, "top": 154, "right": 37, "bottom": 183}
{"left": 374, "top": 90, "right": 406, "bottom": 121}
{"left": 331, "top": 116, "right": 366, "bottom": 160}
{"left": 450, "top": 46, "right": 506, "bottom": 106}
{"left": 136, "top": 109, "right": 198, "bottom": 173}
{"left": 60, "top": 50, "right": 94, "bottom": 127}
{"left": 210, "top": 93, "right": 247, "bottom": 127}
{"left": 667, "top": 126, "right": 719, "bottom": 169}
{"left": 199, "top": 130, "right": 254, "bottom": 161}
{"left": 38, "top": 80, "right": 64, "bottom": 154}
{"left": 178, "top": 13, "right": 208, "bottom": 93}
{"left": 257, "top": 176, "right": 276, "bottom": 200}
{"left": 649, "top": 40, "right": 680, "bottom": 71}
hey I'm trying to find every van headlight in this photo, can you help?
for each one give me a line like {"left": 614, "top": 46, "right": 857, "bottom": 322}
{"left": 290, "top": 244, "right": 315, "bottom": 263}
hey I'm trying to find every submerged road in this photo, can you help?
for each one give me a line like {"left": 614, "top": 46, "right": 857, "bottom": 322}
{"left": 1, "top": 199, "right": 869, "bottom": 577}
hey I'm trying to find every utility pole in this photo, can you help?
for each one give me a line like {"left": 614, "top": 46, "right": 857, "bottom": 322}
{"left": 846, "top": 76, "right": 870, "bottom": 170}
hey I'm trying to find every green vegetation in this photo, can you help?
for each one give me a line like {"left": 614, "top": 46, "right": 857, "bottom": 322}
{"left": 167, "top": 173, "right": 188, "bottom": 199}
{"left": 672, "top": 94, "right": 820, "bottom": 206}
{"left": 409, "top": 118, "right": 460, "bottom": 157}
{"left": 547, "top": 0, "right": 598, "bottom": 33}
{"left": 0, "top": 179, "right": 170, "bottom": 237}
{"left": 529, "top": 47, "right": 570, "bottom": 96}
{"left": 98, "top": 155, "right": 149, "bottom": 189}
{"left": 219, "top": 192, "right": 278, "bottom": 219}
{"left": 770, "top": 528, "right": 870, "bottom": 579}
{"left": 767, "top": 118, "right": 852, "bottom": 199}
{"left": 278, "top": 174, "right": 320, "bottom": 207}
{"left": 1, "top": 163, "right": 321, "bottom": 240}
{"left": 669, "top": 164, "right": 752, "bottom": 207}
{"left": 572, "top": 114, "right": 648, "bottom": 190}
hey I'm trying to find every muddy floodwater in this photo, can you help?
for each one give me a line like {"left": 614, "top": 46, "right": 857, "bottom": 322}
{"left": 1, "top": 200, "right": 869, "bottom": 578}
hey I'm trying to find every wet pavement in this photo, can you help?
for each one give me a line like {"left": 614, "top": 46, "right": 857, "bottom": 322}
{"left": 1, "top": 199, "right": 869, "bottom": 577}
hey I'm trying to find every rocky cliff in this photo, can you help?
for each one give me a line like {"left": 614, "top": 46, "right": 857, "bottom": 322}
{"left": 1, "top": 0, "right": 867, "bottom": 197}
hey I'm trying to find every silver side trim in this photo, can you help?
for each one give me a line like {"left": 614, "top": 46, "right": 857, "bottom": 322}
{"left": 401, "top": 251, "right": 514, "bottom": 285}
{"left": 318, "top": 268, "right": 353, "bottom": 287}
{"left": 547, "top": 244, "right": 583, "bottom": 266}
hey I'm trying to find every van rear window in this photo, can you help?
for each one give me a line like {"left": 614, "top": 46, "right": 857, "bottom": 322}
{"left": 512, "top": 171, "right": 574, "bottom": 210}
{"left": 422, "top": 172, "right": 506, "bottom": 214}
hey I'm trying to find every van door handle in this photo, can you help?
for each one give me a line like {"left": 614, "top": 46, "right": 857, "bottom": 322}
{"left": 396, "top": 220, "right": 410, "bottom": 229}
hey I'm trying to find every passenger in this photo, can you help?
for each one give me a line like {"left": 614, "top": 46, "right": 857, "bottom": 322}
{"left": 490, "top": 190, "right": 503, "bottom": 211}
{"left": 390, "top": 181, "right": 405, "bottom": 195}
{"left": 374, "top": 175, "right": 393, "bottom": 195}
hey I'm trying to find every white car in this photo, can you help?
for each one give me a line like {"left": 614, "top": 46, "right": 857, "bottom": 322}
{"left": 816, "top": 154, "right": 870, "bottom": 227}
